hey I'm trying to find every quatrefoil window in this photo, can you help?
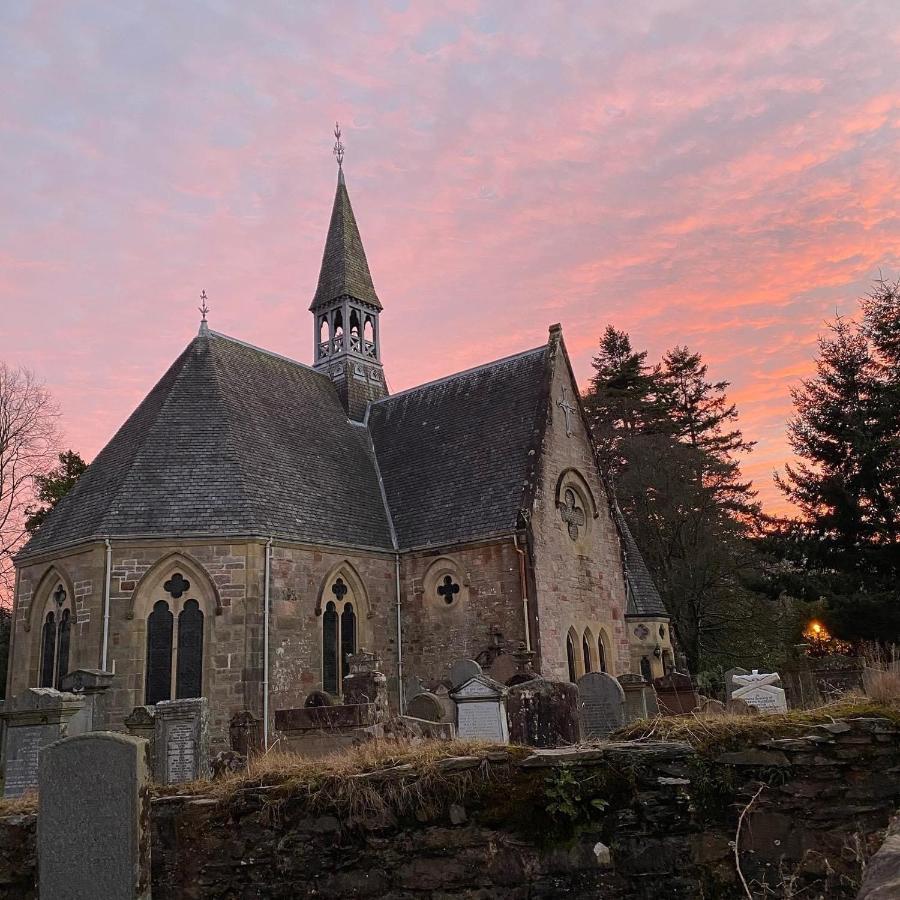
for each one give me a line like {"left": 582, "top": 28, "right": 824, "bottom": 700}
{"left": 560, "top": 488, "right": 586, "bottom": 541}
{"left": 164, "top": 573, "right": 190, "bottom": 599}
{"left": 331, "top": 578, "right": 348, "bottom": 601}
{"left": 437, "top": 575, "right": 460, "bottom": 605}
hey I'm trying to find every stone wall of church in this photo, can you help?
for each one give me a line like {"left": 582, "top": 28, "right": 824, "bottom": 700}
{"left": 528, "top": 338, "right": 631, "bottom": 681}
{"left": 265, "top": 545, "right": 397, "bottom": 719}
{"left": 398, "top": 540, "right": 527, "bottom": 691}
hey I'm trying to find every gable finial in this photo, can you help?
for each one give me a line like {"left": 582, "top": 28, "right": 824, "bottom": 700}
{"left": 333, "top": 122, "right": 345, "bottom": 170}
{"left": 198, "top": 289, "right": 210, "bottom": 335}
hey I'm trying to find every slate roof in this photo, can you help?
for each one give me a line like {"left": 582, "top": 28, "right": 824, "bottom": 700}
{"left": 367, "top": 348, "right": 549, "bottom": 549}
{"left": 20, "top": 331, "right": 394, "bottom": 556}
{"left": 310, "top": 173, "right": 381, "bottom": 310}
{"left": 614, "top": 506, "right": 668, "bottom": 617}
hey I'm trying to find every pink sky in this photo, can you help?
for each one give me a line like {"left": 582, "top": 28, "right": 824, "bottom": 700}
{"left": 2, "top": 1, "right": 899, "bottom": 515}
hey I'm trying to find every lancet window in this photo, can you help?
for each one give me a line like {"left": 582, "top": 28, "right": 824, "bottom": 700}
{"left": 322, "top": 575, "right": 361, "bottom": 695}
{"left": 38, "top": 584, "right": 73, "bottom": 689}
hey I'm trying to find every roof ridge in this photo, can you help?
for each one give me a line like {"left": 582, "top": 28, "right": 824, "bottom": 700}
{"left": 373, "top": 345, "right": 547, "bottom": 405}
{"left": 207, "top": 330, "right": 324, "bottom": 376}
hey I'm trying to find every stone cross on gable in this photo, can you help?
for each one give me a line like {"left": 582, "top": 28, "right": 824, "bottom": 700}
{"left": 556, "top": 387, "right": 577, "bottom": 437}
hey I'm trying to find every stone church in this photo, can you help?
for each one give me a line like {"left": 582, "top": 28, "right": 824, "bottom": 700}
{"left": 7, "top": 158, "right": 673, "bottom": 747}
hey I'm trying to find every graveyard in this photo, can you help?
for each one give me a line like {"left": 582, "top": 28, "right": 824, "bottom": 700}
{"left": 1, "top": 649, "right": 900, "bottom": 898}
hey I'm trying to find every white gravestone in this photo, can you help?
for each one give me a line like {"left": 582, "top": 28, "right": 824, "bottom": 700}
{"left": 731, "top": 670, "right": 788, "bottom": 714}
{"left": 450, "top": 675, "right": 509, "bottom": 743}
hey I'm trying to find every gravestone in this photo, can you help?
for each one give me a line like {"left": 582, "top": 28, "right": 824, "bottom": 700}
{"left": 506, "top": 642, "right": 540, "bottom": 687}
{"left": 407, "top": 691, "right": 445, "bottom": 723}
{"left": 696, "top": 697, "right": 727, "bottom": 717}
{"left": 229, "top": 710, "right": 262, "bottom": 756}
{"left": 39, "top": 732, "right": 151, "bottom": 899}
{"left": 1, "top": 688, "right": 87, "bottom": 798}
{"left": 450, "top": 658, "right": 483, "bottom": 689}
{"left": 507, "top": 678, "right": 580, "bottom": 747}
{"left": 618, "top": 674, "right": 659, "bottom": 722}
{"left": 450, "top": 675, "right": 509, "bottom": 743}
{"left": 343, "top": 649, "right": 388, "bottom": 722}
{"left": 724, "top": 667, "right": 750, "bottom": 700}
{"left": 727, "top": 697, "right": 758, "bottom": 716}
{"left": 653, "top": 673, "right": 699, "bottom": 715}
{"left": 576, "top": 672, "right": 625, "bottom": 738}
{"left": 124, "top": 706, "right": 156, "bottom": 762}
{"left": 59, "top": 668, "right": 114, "bottom": 730}
{"left": 731, "top": 670, "right": 788, "bottom": 714}
{"left": 153, "top": 697, "right": 209, "bottom": 784}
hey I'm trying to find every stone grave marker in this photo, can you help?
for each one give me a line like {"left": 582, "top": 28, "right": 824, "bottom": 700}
{"left": 724, "top": 667, "right": 750, "bottom": 700}
{"left": 617, "top": 673, "right": 658, "bottom": 722}
{"left": 576, "top": 672, "right": 626, "bottom": 738}
{"left": 124, "top": 705, "right": 156, "bottom": 762}
{"left": 59, "top": 667, "right": 114, "bottom": 730}
{"left": 696, "top": 697, "right": 727, "bottom": 717}
{"left": 507, "top": 678, "right": 579, "bottom": 747}
{"left": 229, "top": 711, "right": 262, "bottom": 756}
{"left": 343, "top": 649, "right": 388, "bottom": 722}
{"left": 1, "top": 688, "right": 87, "bottom": 798}
{"left": 653, "top": 673, "right": 699, "bottom": 715}
{"left": 732, "top": 670, "right": 788, "bottom": 714}
{"left": 450, "top": 675, "right": 509, "bottom": 743}
{"left": 39, "top": 732, "right": 151, "bottom": 899}
{"left": 407, "top": 691, "right": 445, "bottom": 723}
{"left": 153, "top": 697, "right": 209, "bottom": 784}
{"left": 450, "top": 658, "right": 483, "bottom": 689}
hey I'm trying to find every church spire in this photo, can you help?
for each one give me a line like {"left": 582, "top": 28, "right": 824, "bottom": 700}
{"left": 311, "top": 124, "right": 387, "bottom": 420}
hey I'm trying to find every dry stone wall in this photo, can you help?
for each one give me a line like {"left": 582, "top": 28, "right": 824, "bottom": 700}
{"left": 2, "top": 716, "right": 899, "bottom": 898}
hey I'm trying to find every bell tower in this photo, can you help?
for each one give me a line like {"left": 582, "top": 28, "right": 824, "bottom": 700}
{"left": 311, "top": 124, "right": 387, "bottom": 420}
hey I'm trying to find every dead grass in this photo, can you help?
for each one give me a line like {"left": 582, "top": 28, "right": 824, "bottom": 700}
{"left": 158, "top": 738, "right": 529, "bottom": 821}
{"left": 0, "top": 791, "right": 37, "bottom": 817}
{"left": 611, "top": 698, "right": 900, "bottom": 754}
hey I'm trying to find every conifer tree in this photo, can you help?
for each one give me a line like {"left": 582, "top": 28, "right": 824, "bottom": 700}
{"left": 25, "top": 449, "right": 87, "bottom": 535}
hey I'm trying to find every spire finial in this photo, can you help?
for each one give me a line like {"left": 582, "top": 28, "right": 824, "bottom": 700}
{"left": 333, "top": 122, "right": 345, "bottom": 170}
{"left": 198, "top": 289, "right": 210, "bottom": 334}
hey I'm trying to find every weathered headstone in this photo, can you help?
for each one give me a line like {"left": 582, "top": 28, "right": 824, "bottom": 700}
{"left": 407, "top": 691, "right": 445, "bottom": 723}
{"left": 726, "top": 697, "right": 758, "bottom": 716}
{"left": 696, "top": 697, "right": 727, "bottom": 717}
{"left": 1, "top": 688, "right": 87, "bottom": 798}
{"left": 450, "top": 675, "right": 509, "bottom": 743}
{"left": 507, "top": 678, "right": 579, "bottom": 747}
{"left": 576, "top": 672, "right": 625, "bottom": 738}
{"left": 724, "top": 667, "right": 750, "bottom": 699}
{"left": 450, "top": 658, "right": 483, "bottom": 689}
{"left": 153, "top": 697, "right": 209, "bottom": 784}
{"left": 59, "top": 668, "right": 114, "bottom": 730}
{"left": 732, "top": 670, "right": 788, "bottom": 714}
{"left": 39, "top": 732, "right": 151, "bottom": 900}
{"left": 653, "top": 673, "right": 699, "bottom": 716}
{"left": 124, "top": 705, "right": 156, "bottom": 762}
{"left": 618, "top": 673, "right": 659, "bottom": 722}
{"left": 229, "top": 710, "right": 262, "bottom": 756}
{"left": 343, "top": 649, "right": 388, "bottom": 722}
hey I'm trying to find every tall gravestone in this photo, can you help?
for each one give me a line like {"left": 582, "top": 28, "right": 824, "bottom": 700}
{"left": 618, "top": 674, "right": 659, "bottom": 723}
{"left": 343, "top": 649, "right": 388, "bottom": 722}
{"left": 229, "top": 711, "right": 262, "bottom": 756}
{"left": 724, "top": 667, "right": 750, "bottom": 703}
{"left": 450, "top": 658, "right": 483, "bottom": 689}
{"left": 507, "top": 678, "right": 580, "bottom": 747}
{"left": 153, "top": 697, "right": 209, "bottom": 784}
{"left": 450, "top": 675, "right": 509, "bottom": 743}
{"left": 1, "top": 688, "right": 87, "bottom": 798}
{"left": 39, "top": 732, "right": 151, "bottom": 899}
{"left": 653, "top": 673, "right": 699, "bottom": 715}
{"left": 577, "top": 672, "right": 625, "bottom": 738}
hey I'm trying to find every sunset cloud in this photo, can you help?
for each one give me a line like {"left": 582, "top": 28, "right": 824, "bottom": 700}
{"left": 1, "top": 0, "right": 898, "bottom": 515}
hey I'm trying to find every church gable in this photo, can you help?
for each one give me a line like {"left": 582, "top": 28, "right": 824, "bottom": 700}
{"left": 368, "top": 347, "right": 550, "bottom": 549}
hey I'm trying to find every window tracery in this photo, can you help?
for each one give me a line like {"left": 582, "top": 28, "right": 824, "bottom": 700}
{"left": 37, "top": 583, "right": 74, "bottom": 689}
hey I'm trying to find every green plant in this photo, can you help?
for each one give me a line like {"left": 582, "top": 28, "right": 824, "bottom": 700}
{"left": 543, "top": 765, "right": 608, "bottom": 826}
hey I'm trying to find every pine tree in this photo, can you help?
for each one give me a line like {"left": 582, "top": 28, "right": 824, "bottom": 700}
{"left": 25, "top": 449, "right": 87, "bottom": 535}
{"left": 775, "top": 279, "right": 900, "bottom": 640}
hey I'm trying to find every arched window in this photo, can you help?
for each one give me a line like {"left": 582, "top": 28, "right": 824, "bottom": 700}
{"left": 597, "top": 635, "right": 608, "bottom": 674}
{"left": 55, "top": 609, "right": 71, "bottom": 690}
{"left": 176, "top": 599, "right": 204, "bottom": 699}
{"left": 146, "top": 600, "right": 174, "bottom": 705}
{"left": 341, "top": 602, "right": 357, "bottom": 679}
{"left": 582, "top": 633, "right": 592, "bottom": 674}
{"left": 323, "top": 601, "right": 339, "bottom": 694}
{"left": 40, "top": 611, "right": 56, "bottom": 688}
{"left": 640, "top": 656, "right": 652, "bottom": 680}
{"left": 566, "top": 633, "right": 577, "bottom": 683}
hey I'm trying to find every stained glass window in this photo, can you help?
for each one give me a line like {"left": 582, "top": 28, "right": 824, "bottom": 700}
{"left": 55, "top": 609, "right": 71, "bottom": 689}
{"left": 566, "top": 633, "right": 576, "bottom": 683}
{"left": 146, "top": 599, "right": 173, "bottom": 705}
{"left": 341, "top": 602, "right": 357, "bottom": 679}
{"left": 323, "top": 601, "right": 338, "bottom": 695}
{"left": 40, "top": 611, "right": 56, "bottom": 688}
{"left": 176, "top": 599, "right": 203, "bottom": 699}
